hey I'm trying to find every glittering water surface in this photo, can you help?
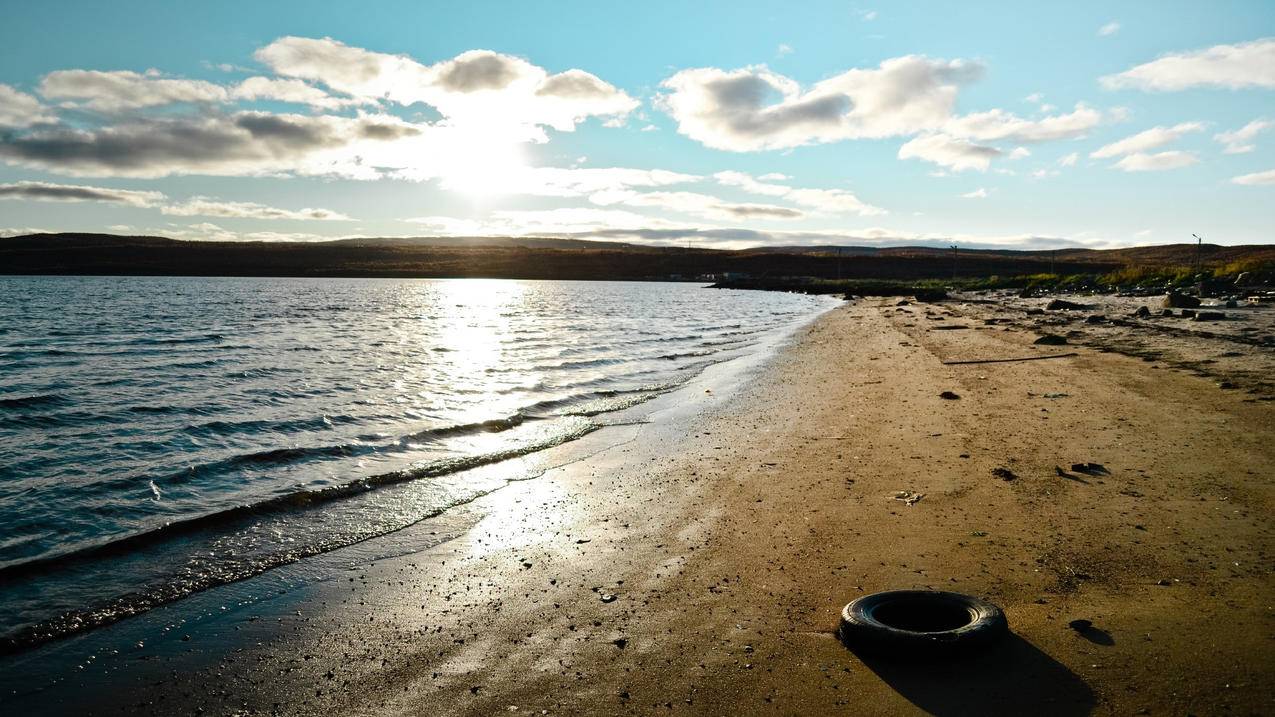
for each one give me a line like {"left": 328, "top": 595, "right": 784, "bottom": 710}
{"left": 0, "top": 276, "right": 834, "bottom": 650}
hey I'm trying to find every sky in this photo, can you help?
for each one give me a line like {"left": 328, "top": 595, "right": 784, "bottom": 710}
{"left": 0, "top": 0, "right": 1273, "bottom": 250}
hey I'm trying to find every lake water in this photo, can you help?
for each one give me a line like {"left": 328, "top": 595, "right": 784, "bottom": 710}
{"left": 0, "top": 276, "right": 836, "bottom": 652}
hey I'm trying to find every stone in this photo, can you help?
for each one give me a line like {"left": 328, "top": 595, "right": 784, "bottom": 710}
{"left": 1046, "top": 299, "right": 1087, "bottom": 311}
{"left": 1162, "top": 293, "right": 1201, "bottom": 309}
{"left": 1033, "top": 334, "right": 1068, "bottom": 345}
{"left": 1133, "top": 306, "right": 1151, "bottom": 318}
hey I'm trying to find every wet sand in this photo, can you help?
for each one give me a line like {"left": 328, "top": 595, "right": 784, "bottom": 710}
{"left": 9, "top": 297, "right": 1275, "bottom": 715}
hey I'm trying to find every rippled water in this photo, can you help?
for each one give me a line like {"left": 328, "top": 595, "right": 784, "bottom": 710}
{"left": 0, "top": 276, "right": 835, "bottom": 651}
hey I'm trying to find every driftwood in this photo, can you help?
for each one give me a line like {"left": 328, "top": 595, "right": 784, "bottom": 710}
{"left": 941, "top": 352, "right": 1079, "bottom": 365}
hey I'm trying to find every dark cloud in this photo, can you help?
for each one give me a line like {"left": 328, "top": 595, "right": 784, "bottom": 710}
{"left": 435, "top": 52, "right": 522, "bottom": 92}
{"left": 0, "top": 112, "right": 418, "bottom": 178}
{"left": 716, "top": 204, "right": 804, "bottom": 219}
{"left": 0, "top": 180, "right": 162, "bottom": 205}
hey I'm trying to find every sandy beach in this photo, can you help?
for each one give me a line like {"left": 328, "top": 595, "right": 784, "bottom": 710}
{"left": 8, "top": 295, "right": 1274, "bottom": 715}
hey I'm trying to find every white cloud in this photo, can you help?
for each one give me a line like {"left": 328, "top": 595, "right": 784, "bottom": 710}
{"left": 1214, "top": 119, "right": 1272, "bottom": 154}
{"left": 1098, "top": 22, "right": 1121, "bottom": 37}
{"left": 898, "top": 133, "right": 1001, "bottom": 171}
{"left": 255, "top": 37, "right": 638, "bottom": 136}
{"left": 1008, "top": 147, "right": 1030, "bottom": 160}
{"left": 1231, "top": 169, "right": 1275, "bottom": 185}
{"left": 589, "top": 189, "right": 805, "bottom": 221}
{"left": 39, "top": 69, "right": 228, "bottom": 111}
{"left": 758, "top": 172, "right": 789, "bottom": 181}
{"left": 776, "top": 44, "right": 794, "bottom": 57}
{"left": 1112, "top": 151, "right": 1199, "bottom": 172}
{"left": 1090, "top": 122, "right": 1204, "bottom": 158}
{"left": 0, "top": 180, "right": 164, "bottom": 206}
{"left": 161, "top": 198, "right": 352, "bottom": 220}
{"left": 231, "top": 77, "right": 361, "bottom": 110}
{"left": 1100, "top": 38, "right": 1275, "bottom": 91}
{"left": 713, "top": 170, "right": 884, "bottom": 215}
{"left": 943, "top": 104, "right": 1104, "bottom": 143}
{"left": 961, "top": 187, "right": 988, "bottom": 198}
{"left": 407, "top": 208, "right": 677, "bottom": 236}
{"left": 659, "top": 56, "right": 983, "bottom": 151}
{"left": 1058, "top": 152, "right": 1079, "bottom": 166}
{"left": 858, "top": 10, "right": 878, "bottom": 21}
{"left": 0, "top": 84, "right": 56, "bottom": 127}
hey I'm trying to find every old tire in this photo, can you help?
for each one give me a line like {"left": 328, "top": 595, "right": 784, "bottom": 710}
{"left": 839, "top": 590, "right": 1007, "bottom": 657}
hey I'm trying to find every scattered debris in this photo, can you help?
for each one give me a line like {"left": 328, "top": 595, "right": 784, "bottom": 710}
{"left": 943, "top": 352, "right": 1078, "bottom": 365}
{"left": 1070, "top": 462, "right": 1108, "bottom": 474}
{"left": 939, "top": 391, "right": 961, "bottom": 400}
{"left": 892, "top": 490, "right": 925, "bottom": 506}
{"left": 991, "top": 467, "right": 1018, "bottom": 481}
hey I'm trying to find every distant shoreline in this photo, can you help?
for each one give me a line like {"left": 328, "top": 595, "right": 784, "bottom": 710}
{"left": 5, "top": 232, "right": 1272, "bottom": 283}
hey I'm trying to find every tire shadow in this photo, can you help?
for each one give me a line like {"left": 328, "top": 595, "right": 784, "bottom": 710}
{"left": 852, "top": 633, "right": 1095, "bottom": 716}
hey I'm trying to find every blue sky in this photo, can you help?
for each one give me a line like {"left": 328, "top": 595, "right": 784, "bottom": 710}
{"left": 0, "top": 0, "right": 1272, "bottom": 249}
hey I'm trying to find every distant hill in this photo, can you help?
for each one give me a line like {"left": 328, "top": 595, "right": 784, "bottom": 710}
{"left": 1, "top": 232, "right": 1272, "bottom": 281}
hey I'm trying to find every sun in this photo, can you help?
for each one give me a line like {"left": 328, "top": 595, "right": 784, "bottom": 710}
{"left": 436, "top": 127, "right": 530, "bottom": 198}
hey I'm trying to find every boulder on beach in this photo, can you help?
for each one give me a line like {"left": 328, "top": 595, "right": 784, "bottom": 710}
{"left": 1163, "top": 293, "right": 1201, "bottom": 309}
{"left": 1193, "top": 311, "right": 1226, "bottom": 321}
{"left": 1046, "top": 299, "right": 1088, "bottom": 311}
{"left": 1034, "top": 334, "right": 1068, "bottom": 345}
{"left": 1133, "top": 306, "right": 1151, "bottom": 318}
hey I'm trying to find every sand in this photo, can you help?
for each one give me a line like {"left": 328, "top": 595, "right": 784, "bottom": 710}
{"left": 10, "top": 297, "right": 1275, "bottom": 715}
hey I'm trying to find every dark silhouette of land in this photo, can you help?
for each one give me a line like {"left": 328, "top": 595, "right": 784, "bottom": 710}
{"left": 2, "top": 232, "right": 1272, "bottom": 281}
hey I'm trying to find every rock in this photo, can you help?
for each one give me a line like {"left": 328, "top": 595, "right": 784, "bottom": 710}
{"left": 1225, "top": 299, "right": 1238, "bottom": 308}
{"left": 600, "top": 593, "right": 617, "bottom": 603}
{"left": 1160, "top": 309, "right": 1174, "bottom": 317}
{"left": 612, "top": 638, "right": 628, "bottom": 649}
{"left": 1046, "top": 299, "right": 1087, "bottom": 311}
{"left": 1068, "top": 619, "right": 1093, "bottom": 633}
{"left": 1162, "top": 292, "right": 1201, "bottom": 308}
{"left": 1033, "top": 334, "right": 1068, "bottom": 345}
{"left": 1193, "top": 311, "right": 1225, "bottom": 321}
{"left": 1025, "top": 308, "right": 1045, "bottom": 316}
{"left": 913, "top": 289, "right": 948, "bottom": 302}
{"left": 991, "top": 467, "right": 1017, "bottom": 481}
{"left": 939, "top": 391, "right": 961, "bottom": 400}
{"left": 1133, "top": 306, "right": 1151, "bottom": 317}
{"left": 1180, "top": 309, "right": 1196, "bottom": 318}
{"left": 896, "top": 299, "right": 911, "bottom": 306}
{"left": 1085, "top": 314, "right": 1106, "bottom": 324}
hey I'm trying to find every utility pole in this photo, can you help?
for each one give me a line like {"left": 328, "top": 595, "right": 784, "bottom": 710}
{"left": 1191, "top": 233, "right": 1203, "bottom": 274}
{"left": 950, "top": 244, "right": 959, "bottom": 281}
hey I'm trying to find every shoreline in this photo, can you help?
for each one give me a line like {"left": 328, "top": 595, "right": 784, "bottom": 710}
{"left": 5, "top": 296, "right": 1273, "bottom": 715}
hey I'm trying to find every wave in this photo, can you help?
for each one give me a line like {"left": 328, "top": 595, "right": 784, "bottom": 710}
{"left": 0, "top": 417, "right": 600, "bottom": 654}
{"left": 0, "top": 393, "right": 70, "bottom": 411}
